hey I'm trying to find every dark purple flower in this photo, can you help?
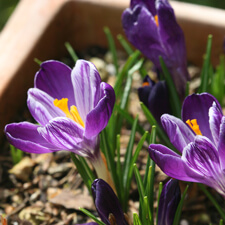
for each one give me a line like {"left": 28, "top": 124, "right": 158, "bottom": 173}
{"left": 149, "top": 93, "right": 225, "bottom": 197}
{"left": 79, "top": 179, "right": 129, "bottom": 225}
{"left": 92, "top": 179, "right": 128, "bottom": 225}
{"left": 122, "top": 0, "right": 189, "bottom": 97}
{"left": 138, "top": 75, "right": 170, "bottom": 125}
{"left": 158, "top": 179, "right": 181, "bottom": 225}
{"left": 5, "top": 60, "right": 115, "bottom": 164}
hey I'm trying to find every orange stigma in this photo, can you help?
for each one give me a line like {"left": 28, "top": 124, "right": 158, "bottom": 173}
{"left": 54, "top": 98, "right": 84, "bottom": 127}
{"left": 142, "top": 81, "right": 150, "bottom": 87}
{"left": 186, "top": 119, "right": 202, "bottom": 135}
{"left": 154, "top": 15, "right": 159, "bottom": 27}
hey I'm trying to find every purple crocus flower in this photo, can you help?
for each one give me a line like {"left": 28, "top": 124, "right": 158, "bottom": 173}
{"left": 158, "top": 179, "right": 181, "bottom": 225}
{"left": 149, "top": 93, "right": 225, "bottom": 197}
{"left": 79, "top": 179, "right": 129, "bottom": 225}
{"left": 122, "top": 0, "right": 189, "bottom": 97}
{"left": 5, "top": 60, "right": 115, "bottom": 181}
{"left": 138, "top": 75, "right": 170, "bottom": 125}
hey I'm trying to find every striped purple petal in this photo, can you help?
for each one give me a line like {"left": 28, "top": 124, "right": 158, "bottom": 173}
{"left": 209, "top": 102, "right": 223, "bottom": 145}
{"left": 85, "top": 82, "right": 115, "bottom": 139}
{"left": 149, "top": 144, "right": 204, "bottom": 182}
{"left": 27, "top": 88, "right": 64, "bottom": 126}
{"left": 71, "top": 60, "right": 102, "bottom": 122}
{"left": 217, "top": 117, "right": 225, "bottom": 170}
{"left": 161, "top": 114, "right": 195, "bottom": 153}
{"left": 182, "top": 93, "right": 222, "bottom": 142}
{"left": 182, "top": 136, "right": 220, "bottom": 178}
{"left": 34, "top": 60, "right": 75, "bottom": 107}
{"left": 5, "top": 122, "right": 58, "bottom": 153}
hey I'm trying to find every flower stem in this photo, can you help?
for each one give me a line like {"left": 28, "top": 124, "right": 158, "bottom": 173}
{"left": 198, "top": 183, "right": 225, "bottom": 221}
{"left": 91, "top": 153, "right": 116, "bottom": 193}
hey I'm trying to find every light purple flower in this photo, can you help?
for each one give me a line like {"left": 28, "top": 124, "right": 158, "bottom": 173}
{"left": 5, "top": 60, "right": 115, "bottom": 162}
{"left": 158, "top": 179, "right": 180, "bottom": 225}
{"left": 149, "top": 93, "right": 225, "bottom": 197}
{"left": 122, "top": 0, "right": 189, "bottom": 97}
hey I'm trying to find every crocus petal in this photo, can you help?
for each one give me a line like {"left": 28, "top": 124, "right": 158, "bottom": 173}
{"left": 122, "top": 5, "right": 166, "bottom": 68}
{"left": 27, "top": 88, "right": 65, "bottom": 126}
{"left": 182, "top": 136, "right": 220, "bottom": 178}
{"left": 161, "top": 114, "right": 195, "bottom": 153}
{"left": 157, "top": 0, "right": 187, "bottom": 68}
{"left": 158, "top": 179, "right": 181, "bottom": 225}
{"left": 34, "top": 60, "right": 75, "bottom": 107}
{"left": 77, "top": 223, "right": 98, "bottom": 225}
{"left": 218, "top": 117, "right": 225, "bottom": 170}
{"left": 85, "top": 82, "right": 115, "bottom": 139}
{"left": 209, "top": 102, "right": 223, "bottom": 145}
{"left": 38, "top": 117, "right": 90, "bottom": 156}
{"left": 182, "top": 93, "right": 222, "bottom": 142}
{"left": 5, "top": 122, "right": 58, "bottom": 153}
{"left": 138, "top": 78, "right": 170, "bottom": 126}
{"left": 71, "top": 60, "right": 102, "bottom": 122}
{"left": 131, "top": 0, "right": 156, "bottom": 15}
{"left": 157, "top": 0, "right": 189, "bottom": 95}
{"left": 92, "top": 179, "right": 128, "bottom": 225}
{"left": 147, "top": 81, "right": 170, "bottom": 125}
{"left": 149, "top": 144, "right": 203, "bottom": 182}
{"left": 138, "top": 75, "right": 153, "bottom": 107}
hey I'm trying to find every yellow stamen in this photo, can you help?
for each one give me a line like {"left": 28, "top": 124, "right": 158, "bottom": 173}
{"left": 186, "top": 119, "right": 202, "bottom": 135}
{"left": 70, "top": 105, "right": 85, "bottom": 127}
{"left": 54, "top": 98, "right": 85, "bottom": 127}
{"left": 142, "top": 81, "right": 150, "bottom": 87}
{"left": 154, "top": 15, "right": 159, "bottom": 27}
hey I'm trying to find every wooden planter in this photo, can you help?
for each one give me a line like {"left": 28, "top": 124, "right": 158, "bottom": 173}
{"left": 0, "top": 0, "right": 224, "bottom": 142}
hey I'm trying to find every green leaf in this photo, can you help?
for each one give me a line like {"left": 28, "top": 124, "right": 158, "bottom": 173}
{"left": 185, "top": 81, "right": 190, "bottom": 97}
{"left": 123, "top": 115, "right": 138, "bottom": 187}
{"left": 114, "top": 60, "right": 144, "bottom": 138}
{"left": 114, "top": 50, "right": 141, "bottom": 98}
{"left": 146, "top": 166, "right": 154, "bottom": 225}
{"left": 134, "top": 163, "right": 145, "bottom": 201}
{"left": 116, "top": 134, "right": 124, "bottom": 204}
{"left": 10, "top": 145, "right": 24, "bottom": 165}
{"left": 123, "top": 116, "right": 138, "bottom": 211}
{"left": 210, "top": 55, "right": 225, "bottom": 105}
{"left": 34, "top": 58, "right": 42, "bottom": 65}
{"left": 130, "top": 131, "right": 148, "bottom": 169}
{"left": 173, "top": 183, "right": 189, "bottom": 225}
{"left": 120, "top": 58, "right": 144, "bottom": 110}
{"left": 70, "top": 153, "right": 95, "bottom": 193}
{"left": 143, "top": 196, "right": 153, "bottom": 225}
{"left": 198, "top": 183, "right": 225, "bottom": 221}
{"left": 115, "top": 105, "right": 150, "bottom": 141}
{"left": 140, "top": 102, "right": 175, "bottom": 151}
{"left": 143, "top": 126, "right": 156, "bottom": 190}
{"left": 104, "top": 26, "right": 118, "bottom": 74}
{"left": 80, "top": 208, "right": 106, "bottom": 225}
{"left": 133, "top": 213, "right": 142, "bottom": 225}
{"left": 156, "top": 182, "right": 163, "bottom": 225}
{"left": 64, "top": 42, "right": 79, "bottom": 62}
{"left": 117, "top": 34, "right": 134, "bottom": 55}
{"left": 159, "top": 56, "right": 181, "bottom": 118}
{"left": 198, "top": 35, "right": 213, "bottom": 93}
